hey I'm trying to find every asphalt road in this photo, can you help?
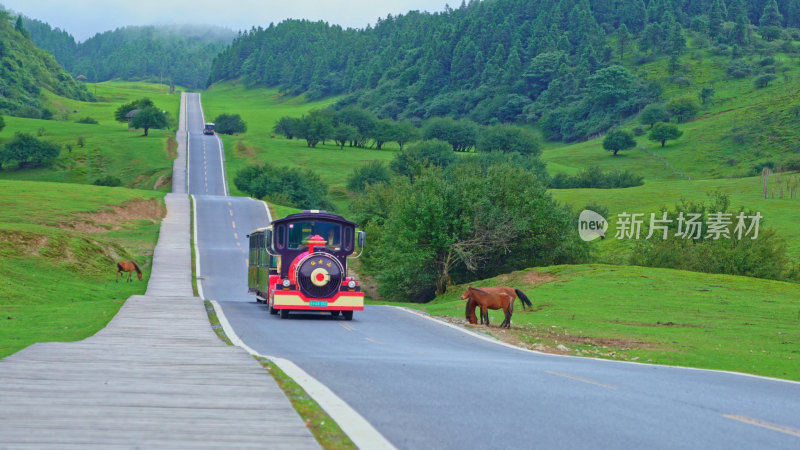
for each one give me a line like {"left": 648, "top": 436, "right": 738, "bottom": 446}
{"left": 186, "top": 93, "right": 800, "bottom": 449}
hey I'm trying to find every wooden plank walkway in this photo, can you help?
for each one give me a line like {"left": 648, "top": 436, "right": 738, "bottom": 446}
{"left": 0, "top": 112, "right": 319, "bottom": 447}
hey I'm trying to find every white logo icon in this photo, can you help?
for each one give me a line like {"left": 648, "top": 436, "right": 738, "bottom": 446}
{"left": 578, "top": 210, "right": 607, "bottom": 242}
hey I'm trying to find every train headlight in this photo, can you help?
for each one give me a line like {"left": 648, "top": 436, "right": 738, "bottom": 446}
{"left": 347, "top": 280, "right": 356, "bottom": 289}
{"left": 282, "top": 279, "right": 291, "bottom": 288}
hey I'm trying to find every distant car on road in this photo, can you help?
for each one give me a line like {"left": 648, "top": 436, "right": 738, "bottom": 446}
{"left": 203, "top": 123, "right": 215, "bottom": 135}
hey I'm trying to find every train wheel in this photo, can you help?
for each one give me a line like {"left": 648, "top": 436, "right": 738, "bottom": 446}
{"left": 343, "top": 311, "right": 353, "bottom": 321}
{"left": 280, "top": 309, "right": 289, "bottom": 319}
{"left": 331, "top": 311, "right": 341, "bottom": 317}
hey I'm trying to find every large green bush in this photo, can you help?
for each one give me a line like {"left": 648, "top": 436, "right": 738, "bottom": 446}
{"left": 213, "top": 113, "right": 247, "bottom": 135}
{"left": 0, "top": 132, "right": 60, "bottom": 169}
{"left": 234, "top": 164, "right": 332, "bottom": 210}
{"left": 352, "top": 157, "right": 587, "bottom": 301}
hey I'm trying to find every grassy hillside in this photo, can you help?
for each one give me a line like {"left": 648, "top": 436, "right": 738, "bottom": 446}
{"left": 391, "top": 264, "right": 800, "bottom": 381}
{"left": 0, "top": 10, "right": 92, "bottom": 118}
{"left": 202, "top": 82, "right": 398, "bottom": 211}
{"left": 543, "top": 48, "right": 800, "bottom": 182}
{"left": 551, "top": 175, "right": 800, "bottom": 260}
{"left": 0, "top": 180, "right": 164, "bottom": 358}
{"left": 0, "top": 81, "right": 181, "bottom": 190}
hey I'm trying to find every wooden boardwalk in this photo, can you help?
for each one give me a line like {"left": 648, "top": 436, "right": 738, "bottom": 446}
{"left": 0, "top": 110, "right": 319, "bottom": 447}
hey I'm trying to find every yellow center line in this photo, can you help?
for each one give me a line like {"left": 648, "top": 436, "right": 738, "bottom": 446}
{"left": 231, "top": 221, "right": 236, "bottom": 229}
{"left": 546, "top": 371, "right": 618, "bottom": 390}
{"left": 228, "top": 201, "right": 232, "bottom": 206}
{"left": 230, "top": 209, "right": 234, "bottom": 216}
{"left": 338, "top": 323, "right": 354, "bottom": 332}
{"left": 365, "top": 337, "right": 384, "bottom": 345}
{"left": 236, "top": 242, "right": 241, "bottom": 247}
{"left": 724, "top": 414, "right": 800, "bottom": 438}
{"left": 234, "top": 233, "right": 238, "bottom": 239}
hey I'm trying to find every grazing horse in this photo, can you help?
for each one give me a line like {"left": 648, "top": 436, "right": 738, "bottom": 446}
{"left": 462, "top": 286, "right": 533, "bottom": 328}
{"left": 116, "top": 261, "right": 142, "bottom": 283}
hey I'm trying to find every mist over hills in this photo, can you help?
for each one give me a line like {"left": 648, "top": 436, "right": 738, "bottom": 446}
{"left": 22, "top": 16, "right": 235, "bottom": 89}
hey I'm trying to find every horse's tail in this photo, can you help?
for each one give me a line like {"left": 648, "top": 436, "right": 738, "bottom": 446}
{"left": 515, "top": 289, "right": 533, "bottom": 309}
{"left": 132, "top": 261, "right": 142, "bottom": 274}
{"left": 465, "top": 297, "right": 472, "bottom": 320}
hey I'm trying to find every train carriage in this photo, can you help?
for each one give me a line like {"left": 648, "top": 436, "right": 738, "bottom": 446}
{"left": 248, "top": 210, "right": 365, "bottom": 320}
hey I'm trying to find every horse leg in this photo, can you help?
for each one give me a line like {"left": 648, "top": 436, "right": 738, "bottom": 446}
{"left": 116, "top": 270, "right": 120, "bottom": 283}
{"left": 481, "top": 306, "right": 489, "bottom": 326}
{"left": 127, "top": 271, "right": 132, "bottom": 283}
{"left": 503, "top": 307, "right": 511, "bottom": 328}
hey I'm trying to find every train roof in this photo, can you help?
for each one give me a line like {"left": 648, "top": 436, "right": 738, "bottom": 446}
{"left": 272, "top": 210, "right": 357, "bottom": 228}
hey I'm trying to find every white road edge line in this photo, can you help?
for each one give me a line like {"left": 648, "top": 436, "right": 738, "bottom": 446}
{"left": 392, "top": 306, "right": 800, "bottom": 386}
{"left": 191, "top": 194, "right": 204, "bottom": 300}
{"left": 258, "top": 199, "right": 273, "bottom": 222}
{"left": 209, "top": 300, "right": 396, "bottom": 450}
{"left": 186, "top": 94, "right": 191, "bottom": 194}
{"left": 196, "top": 94, "right": 229, "bottom": 196}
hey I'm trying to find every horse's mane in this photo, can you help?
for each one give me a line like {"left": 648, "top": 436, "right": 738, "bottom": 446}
{"left": 468, "top": 286, "right": 488, "bottom": 294}
{"left": 132, "top": 261, "right": 141, "bottom": 274}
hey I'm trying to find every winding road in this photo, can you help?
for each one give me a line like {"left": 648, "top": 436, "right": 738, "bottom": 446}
{"left": 186, "top": 93, "right": 800, "bottom": 449}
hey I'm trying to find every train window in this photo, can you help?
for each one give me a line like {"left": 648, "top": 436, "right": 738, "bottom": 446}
{"left": 258, "top": 234, "right": 263, "bottom": 267}
{"left": 343, "top": 227, "right": 354, "bottom": 252}
{"left": 276, "top": 225, "right": 286, "bottom": 249}
{"left": 288, "top": 221, "right": 341, "bottom": 250}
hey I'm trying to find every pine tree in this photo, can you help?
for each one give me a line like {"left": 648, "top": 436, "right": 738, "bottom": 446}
{"left": 708, "top": 0, "right": 725, "bottom": 38}
{"left": 729, "top": 14, "right": 751, "bottom": 46}
{"left": 727, "top": 0, "right": 747, "bottom": 22}
{"left": 14, "top": 16, "right": 29, "bottom": 38}
{"left": 620, "top": 0, "right": 648, "bottom": 33}
{"left": 788, "top": 0, "right": 800, "bottom": 28}
{"left": 616, "top": 24, "right": 631, "bottom": 60}
{"left": 503, "top": 46, "right": 522, "bottom": 85}
{"left": 646, "top": 0, "right": 667, "bottom": 23}
{"left": 759, "top": 0, "right": 783, "bottom": 26}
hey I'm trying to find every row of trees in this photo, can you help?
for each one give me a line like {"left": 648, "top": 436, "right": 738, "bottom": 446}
{"left": 273, "top": 107, "right": 541, "bottom": 155}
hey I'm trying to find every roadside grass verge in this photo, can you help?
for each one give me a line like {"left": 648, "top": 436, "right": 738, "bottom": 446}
{"left": 0, "top": 180, "right": 164, "bottom": 359}
{"left": 0, "top": 81, "right": 181, "bottom": 191}
{"left": 387, "top": 264, "right": 800, "bottom": 382}
{"left": 255, "top": 357, "right": 356, "bottom": 450}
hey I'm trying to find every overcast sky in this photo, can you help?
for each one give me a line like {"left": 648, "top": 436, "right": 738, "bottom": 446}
{"left": 2, "top": 0, "right": 453, "bottom": 41}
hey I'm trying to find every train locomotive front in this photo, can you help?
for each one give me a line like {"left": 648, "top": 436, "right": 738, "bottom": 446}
{"left": 248, "top": 210, "right": 365, "bottom": 320}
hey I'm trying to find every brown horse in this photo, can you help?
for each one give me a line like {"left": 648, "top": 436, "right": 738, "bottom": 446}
{"left": 462, "top": 286, "right": 533, "bottom": 328}
{"left": 116, "top": 261, "right": 142, "bottom": 283}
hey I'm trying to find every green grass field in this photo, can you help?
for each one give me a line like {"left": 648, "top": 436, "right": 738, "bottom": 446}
{"left": 550, "top": 174, "right": 800, "bottom": 261}
{"left": 0, "top": 180, "right": 164, "bottom": 358}
{"left": 0, "top": 81, "right": 181, "bottom": 191}
{"left": 201, "top": 81, "right": 400, "bottom": 212}
{"left": 387, "top": 264, "right": 800, "bottom": 381}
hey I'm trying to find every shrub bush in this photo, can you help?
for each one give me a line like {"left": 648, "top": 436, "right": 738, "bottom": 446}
{"left": 214, "top": 113, "right": 247, "bottom": 135}
{"left": 346, "top": 161, "right": 391, "bottom": 193}
{"left": 630, "top": 193, "right": 798, "bottom": 282}
{"left": 234, "top": 163, "right": 332, "bottom": 210}
{"left": 76, "top": 116, "right": 99, "bottom": 124}
{"left": 725, "top": 59, "right": 751, "bottom": 78}
{"left": 93, "top": 175, "right": 122, "bottom": 187}
{"left": 549, "top": 166, "right": 644, "bottom": 189}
